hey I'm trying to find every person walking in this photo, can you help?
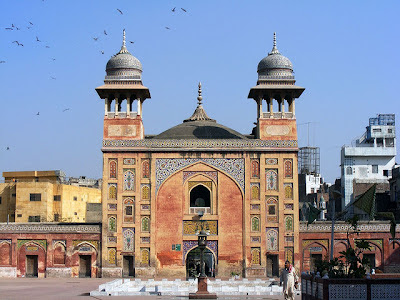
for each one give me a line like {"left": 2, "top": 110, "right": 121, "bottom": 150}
{"left": 280, "top": 260, "right": 299, "bottom": 300}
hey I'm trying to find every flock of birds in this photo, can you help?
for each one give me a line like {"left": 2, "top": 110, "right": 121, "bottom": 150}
{"left": 3, "top": 6, "right": 188, "bottom": 152}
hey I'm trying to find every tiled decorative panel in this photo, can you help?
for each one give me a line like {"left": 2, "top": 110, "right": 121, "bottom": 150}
{"left": 183, "top": 221, "right": 217, "bottom": 235}
{"left": 266, "top": 228, "right": 278, "bottom": 251}
{"left": 183, "top": 171, "right": 217, "bottom": 183}
{"left": 123, "top": 158, "right": 136, "bottom": 165}
{"left": 265, "top": 158, "right": 278, "bottom": 165}
{"left": 156, "top": 158, "right": 244, "bottom": 193}
{"left": 183, "top": 240, "right": 218, "bottom": 263}
{"left": 122, "top": 228, "right": 134, "bottom": 252}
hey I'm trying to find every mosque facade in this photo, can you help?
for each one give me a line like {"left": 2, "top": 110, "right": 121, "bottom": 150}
{"left": 96, "top": 31, "right": 304, "bottom": 278}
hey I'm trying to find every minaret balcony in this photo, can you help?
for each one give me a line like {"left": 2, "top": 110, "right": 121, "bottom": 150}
{"left": 262, "top": 112, "right": 294, "bottom": 119}
{"left": 106, "top": 112, "right": 138, "bottom": 119}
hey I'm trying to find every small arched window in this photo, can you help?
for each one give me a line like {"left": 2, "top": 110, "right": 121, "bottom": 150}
{"left": 190, "top": 185, "right": 210, "bottom": 208}
{"left": 123, "top": 198, "right": 134, "bottom": 223}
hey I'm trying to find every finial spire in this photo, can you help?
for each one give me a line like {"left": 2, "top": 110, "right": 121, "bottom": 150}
{"left": 183, "top": 82, "right": 215, "bottom": 123}
{"left": 118, "top": 29, "right": 130, "bottom": 54}
{"left": 123, "top": 29, "right": 126, "bottom": 47}
{"left": 197, "top": 82, "right": 203, "bottom": 105}
{"left": 269, "top": 32, "right": 280, "bottom": 55}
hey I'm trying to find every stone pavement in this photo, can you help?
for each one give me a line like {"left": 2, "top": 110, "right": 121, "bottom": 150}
{"left": 0, "top": 278, "right": 301, "bottom": 300}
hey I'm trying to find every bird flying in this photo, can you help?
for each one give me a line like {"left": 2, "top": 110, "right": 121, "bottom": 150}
{"left": 165, "top": 27, "right": 170, "bottom": 30}
{"left": 5, "top": 28, "right": 13, "bottom": 30}
{"left": 36, "top": 36, "right": 41, "bottom": 42}
{"left": 13, "top": 41, "right": 23, "bottom": 46}
{"left": 45, "top": 45, "right": 50, "bottom": 48}
{"left": 0, "top": 61, "right": 5, "bottom": 63}
{"left": 104, "top": 30, "right": 107, "bottom": 35}
{"left": 50, "top": 76, "right": 56, "bottom": 80}
{"left": 129, "top": 41, "right": 134, "bottom": 44}
{"left": 93, "top": 37, "right": 98, "bottom": 41}
{"left": 36, "top": 112, "right": 40, "bottom": 115}
{"left": 101, "top": 51, "right": 104, "bottom": 54}
{"left": 6, "top": 147, "right": 10, "bottom": 150}
{"left": 181, "top": 8, "right": 187, "bottom": 12}
{"left": 117, "top": 8, "right": 123, "bottom": 14}
{"left": 172, "top": 7, "right": 176, "bottom": 12}
{"left": 62, "top": 108, "right": 70, "bottom": 112}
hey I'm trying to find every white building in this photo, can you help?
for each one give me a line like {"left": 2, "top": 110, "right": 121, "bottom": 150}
{"left": 341, "top": 114, "right": 396, "bottom": 208}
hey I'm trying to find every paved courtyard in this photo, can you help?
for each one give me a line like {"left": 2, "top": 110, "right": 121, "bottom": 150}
{"left": 0, "top": 278, "right": 301, "bottom": 300}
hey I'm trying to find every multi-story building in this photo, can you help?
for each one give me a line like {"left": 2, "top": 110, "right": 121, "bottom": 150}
{"left": 0, "top": 170, "right": 101, "bottom": 223}
{"left": 341, "top": 114, "right": 396, "bottom": 210}
{"left": 96, "top": 31, "right": 304, "bottom": 278}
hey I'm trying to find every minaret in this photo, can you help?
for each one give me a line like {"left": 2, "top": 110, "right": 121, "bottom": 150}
{"left": 248, "top": 33, "right": 304, "bottom": 140}
{"left": 96, "top": 29, "right": 151, "bottom": 140}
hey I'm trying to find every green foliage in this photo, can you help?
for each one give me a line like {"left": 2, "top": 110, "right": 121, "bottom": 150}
{"left": 312, "top": 218, "right": 372, "bottom": 278}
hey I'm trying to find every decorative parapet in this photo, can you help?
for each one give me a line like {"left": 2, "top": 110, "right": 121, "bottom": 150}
{"left": 0, "top": 223, "right": 101, "bottom": 234}
{"left": 102, "top": 139, "right": 298, "bottom": 151}
{"left": 299, "top": 221, "right": 400, "bottom": 233}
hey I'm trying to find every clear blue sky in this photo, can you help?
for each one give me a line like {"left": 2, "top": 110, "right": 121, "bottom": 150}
{"left": 1, "top": 0, "right": 399, "bottom": 183}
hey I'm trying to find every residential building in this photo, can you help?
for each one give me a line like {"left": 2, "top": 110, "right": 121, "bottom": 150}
{"left": 0, "top": 171, "right": 101, "bottom": 223}
{"left": 341, "top": 114, "right": 396, "bottom": 211}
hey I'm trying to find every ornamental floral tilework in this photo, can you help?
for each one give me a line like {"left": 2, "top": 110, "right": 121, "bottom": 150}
{"left": 108, "top": 216, "right": 116, "bottom": 232}
{"left": 109, "top": 159, "right": 117, "bottom": 179}
{"left": 285, "top": 247, "right": 294, "bottom": 264}
{"left": 183, "top": 171, "right": 218, "bottom": 183}
{"left": 141, "top": 217, "right": 150, "bottom": 232}
{"left": 183, "top": 221, "right": 218, "bottom": 235}
{"left": 141, "top": 237, "right": 150, "bottom": 244}
{"left": 266, "top": 228, "right": 278, "bottom": 251}
{"left": 188, "top": 181, "right": 212, "bottom": 191}
{"left": 141, "top": 184, "right": 150, "bottom": 200}
{"left": 284, "top": 159, "right": 293, "bottom": 178}
{"left": 265, "top": 158, "right": 278, "bottom": 165}
{"left": 108, "top": 203, "right": 117, "bottom": 211}
{"left": 251, "top": 236, "right": 261, "bottom": 243}
{"left": 123, "top": 228, "right": 134, "bottom": 252}
{"left": 108, "top": 184, "right": 117, "bottom": 200}
{"left": 285, "top": 204, "right": 294, "bottom": 210}
{"left": 108, "top": 248, "right": 116, "bottom": 265}
{"left": 251, "top": 183, "right": 260, "bottom": 200}
{"left": 251, "top": 160, "right": 260, "bottom": 178}
{"left": 251, "top": 216, "right": 260, "bottom": 232}
{"left": 142, "top": 160, "right": 150, "bottom": 178}
{"left": 266, "top": 169, "right": 278, "bottom": 190}
{"left": 17, "top": 239, "right": 47, "bottom": 250}
{"left": 123, "top": 158, "right": 136, "bottom": 165}
{"left": 108, "top": 236, "right": 117, "bottom": 243}
{"left": 284, "top": 183, "right": 293, "bottom": 199}
{"left": 183, "top": 240, "right": 218, "bottom": 263}
{"left": 140, "top": 248, "right": 150, "bottom": 265}
{"left": 123, "top": 169, "right": 135, "bottom": 191}
{"left": 251, "top": 248, "right": 261, "bottom": 265}
{"left": 251, "top": 204, "right": 260, "bottom": 210}
{"left": 156, "top": 158, "right": 244, "bottom": 193}
{"left": 285, "top": 215, "right": 294, "bottom": 232}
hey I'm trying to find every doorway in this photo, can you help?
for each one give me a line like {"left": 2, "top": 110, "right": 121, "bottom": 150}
{"left": 79, "top": 255, "right": 92, "bottom": 278}
{"left": 186, "top": 247, "right": 215, "bottom": 278}
{"left": 123, "top": 256, "right": 135, "bottom": 277}
{"left": 310, "top": 254, "right": 322, "bottom": 272}
{"left": 266, "top": 255, "right": 279, "bottom": 277}
{"left": 26, "top": 255, "right": 38, "bottom": 277}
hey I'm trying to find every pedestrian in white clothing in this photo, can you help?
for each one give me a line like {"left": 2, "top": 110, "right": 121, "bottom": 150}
{"left": 280, "top": 260, "right": 299, "bottom": 300}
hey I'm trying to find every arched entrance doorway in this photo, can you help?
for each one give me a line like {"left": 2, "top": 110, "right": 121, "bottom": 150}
{"left": 186, "top": 247, "right": 215, "bottom": 278}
